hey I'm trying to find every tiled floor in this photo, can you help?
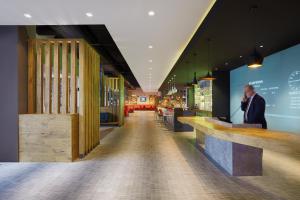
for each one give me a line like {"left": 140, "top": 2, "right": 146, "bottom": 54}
{"left": 0, "top": 111, "right": 300, "bottom": 200}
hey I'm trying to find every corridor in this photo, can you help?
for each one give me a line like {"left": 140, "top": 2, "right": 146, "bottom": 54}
{"left": 0, "top": 111, "right": 299, "bottom": 200}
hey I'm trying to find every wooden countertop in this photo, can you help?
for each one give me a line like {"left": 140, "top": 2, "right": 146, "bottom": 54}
{"left": 178, "top": 117, "right": 300, "bottom": 155}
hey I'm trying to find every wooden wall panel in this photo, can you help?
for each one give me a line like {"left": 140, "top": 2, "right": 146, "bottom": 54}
{"left": 19, "top": 114, "right": 79, "bottom": 162}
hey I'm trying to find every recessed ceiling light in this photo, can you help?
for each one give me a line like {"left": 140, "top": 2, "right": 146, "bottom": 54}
{"left": 148, "top": 67, "right": 152, "bottom": 70}
{"left": 148, "top": 45, "right": 153, "bottom": 49}
{"left": 260, "top": 45, "right": 264, "bottom": 48}
{"left": 148, "top": 11, "right": 155, "bottom": 16}
{"left": 149, "top": 59, "right": 153, "bottom": 63}
{"left": 225, "top": 62, "right": 229, "bottom": 65}
{"left": 86, "top": 12, "right": 93, "bottom": 17}
{"left": 24, "top": 13, "right": 32, "bottom": 18}
{"left": 240, "top": 55, "right": 243, "bottom": 58}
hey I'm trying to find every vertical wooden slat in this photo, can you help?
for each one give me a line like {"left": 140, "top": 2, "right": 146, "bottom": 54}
{"left": 94, "top": 52, "right": 98, "bottom": 146}
{"left": 44, "top": 41, "right": 51, "bottom": 114}
{"left": 70, "top": 41, "right": 77, "bottom": 113}
{"left": 53, "top": 42, "right": 60, "bottom": 114}
{"left": 96, "top": 54, "right": 100, "bottom": 144}
{"left": 36, "top": 41, "right": 43, "bottom": 113}
{"left": 95, "top": 53, "right": 100, "bottom": 146}
{"left": 90, "top": 48, "right": 93, "bottom": 150}
{"left": 85, "top": 47, "right": 90, "bottom": 152}
{"left": 115, "top": 78, "right": 118, "bottom": 91}
{"left": 28, "top": 40, "right": 36, "bottom": 113}
{"left": 104, "top": 76, "right": 107, "bottom": 106}
{"left": 88, "top": 47, "right": 91, "bottom": 152}
{"left": 85, "top": 46, "right": 89, "bottom": 153}
{"left": 85, "top": 45, "right": 89, "bottom": 153}
{"left": 61, "top": 41, "right": 68, "bottom": 114}
{"left": 79, "top": 41, "right": 86, "bottom": 156}
{"left": 119, "top": 75, "right": 125, "bottom": 126}
{"left": 92, "top": 51, "right": 96, "bottom": 148}
{"left": 87, "top": 47, "right": 92, "bottom": 152}
{"left": 91, "top": 50, "right": 94, "bottom": 148}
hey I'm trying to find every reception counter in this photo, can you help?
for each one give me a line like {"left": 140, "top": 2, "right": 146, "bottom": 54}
{"left": 162, "top": 108, "right": 195, "bottom": 132}
{"left": 178, "top": 117, "right": 300, "bottom": 176}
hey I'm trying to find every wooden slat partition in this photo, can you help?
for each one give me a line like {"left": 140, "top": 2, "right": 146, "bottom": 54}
{"left": 101, "top": 76, "right": 125, "bottom": 126}
{"left": 27, "top": 39, "right": 100, "bottom": 159}
{"left": 53, "top": 42, "right": 60, "bottom": 114}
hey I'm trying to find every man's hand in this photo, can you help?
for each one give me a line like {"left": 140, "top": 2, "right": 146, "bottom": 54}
{"left": 242, "top": 96, "right": 247, "bottom": 103}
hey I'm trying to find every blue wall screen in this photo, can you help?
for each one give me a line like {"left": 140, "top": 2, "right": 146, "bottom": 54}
{"left": 230, "top": 44, "right": 300, "bottom": 133}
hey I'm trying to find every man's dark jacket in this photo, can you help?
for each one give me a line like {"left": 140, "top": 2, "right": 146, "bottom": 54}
{"left": 241, "top": 94, "right": 267, "bottom": 129}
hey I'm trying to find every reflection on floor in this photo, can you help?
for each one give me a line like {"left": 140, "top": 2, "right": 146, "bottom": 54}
{"left": 0, "top": 111, "right": 300, "bottom": 200}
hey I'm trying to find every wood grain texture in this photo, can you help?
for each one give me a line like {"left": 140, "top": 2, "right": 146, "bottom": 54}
{"left": 44, "top": 42, "right": 51, "bottom": 114}
{"left": 61, "top": 41, "right": 68, "bottom": 114}
{"left": 70, "top": 41, "right": 77, "bottom": 114}
{"left": 118, "top": 75, "right": 125, "bottom": 126}
{"left": 53, "top": 42, "right": 60, "bottom": 114}
{"left": 78, "top": 41, "right": 86, "bottom": 157}
{"left": 28, "top": 40, "right": 36, "bottom": 113}
{"left": 178, "top": 117, "right": 300, "bottom": 155}
{"left": 19, "top": 114, "right": 79, "bottom": 162}
{"left": 26, "top": 39, "right": 100, "bottom": 159}
{"left": 36, "top": 41, "right": 43, "bottom": 113}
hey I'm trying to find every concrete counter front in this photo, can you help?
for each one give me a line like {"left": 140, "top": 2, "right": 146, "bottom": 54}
{"left": 178, "top": 117, "right": 300, "bottom": 176}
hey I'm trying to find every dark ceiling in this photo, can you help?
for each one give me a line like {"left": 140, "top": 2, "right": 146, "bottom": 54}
{"left": 36, "top": 25, "right": 139, "bottom": 88}
{"left": 159, "top": 0, "right": 300, "bottom": 91}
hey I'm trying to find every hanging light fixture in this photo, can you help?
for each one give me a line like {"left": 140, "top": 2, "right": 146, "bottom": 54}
{"left": 192, "top": 72, "right": 198, "bottom": 85}
{"left": 247, "top": 48, "right": 263, "bottom": 68}
{"left": 201, "top": 38, "right": 216, "bottom": 81}
{"left": 202, "top": 71, "right": 216, "bottom": 81}
{"left": 247, "top": 5, "right": 264, "bottom": 68}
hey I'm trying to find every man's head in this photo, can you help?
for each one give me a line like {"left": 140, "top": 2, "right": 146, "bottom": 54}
{"left": 244, "top": 84, "right": 255, "bottom": 98}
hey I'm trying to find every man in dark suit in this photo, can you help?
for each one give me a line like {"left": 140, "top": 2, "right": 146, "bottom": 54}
{"left": 241, "top": 84, "right": 267, "bottom": 129}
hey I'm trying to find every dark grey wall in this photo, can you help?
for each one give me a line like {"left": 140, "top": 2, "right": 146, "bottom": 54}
{"left": 212, "top": 71, "right": 230, "bottom": 119}
{"left": 0, "top": 26, "right": 19, "bottom": 161}
{"left": 0, "top": 26, "right": 28, "bottom": 161}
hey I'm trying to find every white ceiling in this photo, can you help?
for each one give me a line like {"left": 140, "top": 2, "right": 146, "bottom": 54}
{"left": 0, "top": 0, "right": 215, "bottom": 92}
